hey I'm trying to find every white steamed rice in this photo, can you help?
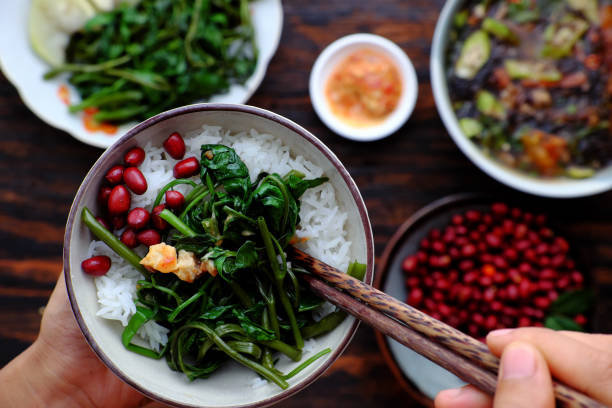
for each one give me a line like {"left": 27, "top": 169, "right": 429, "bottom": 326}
{"left": 88, "top": 125, "right": 351, "bottom": 356}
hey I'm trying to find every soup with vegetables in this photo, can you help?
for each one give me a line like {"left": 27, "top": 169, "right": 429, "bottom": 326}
{"left": 446, "top": 0, "right": 612, "bottom": 177}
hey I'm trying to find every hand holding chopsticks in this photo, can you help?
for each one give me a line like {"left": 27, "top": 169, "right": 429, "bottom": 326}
{"left": 289, "top": 247, "right": 607, "bottom": 408}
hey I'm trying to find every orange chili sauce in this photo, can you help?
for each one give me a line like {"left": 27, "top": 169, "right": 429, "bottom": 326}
{"left": 325, "top": 48, "right": 402, "bottom": 127}
{"left": 83, "top": 107, "right": 118, "bottom": 135}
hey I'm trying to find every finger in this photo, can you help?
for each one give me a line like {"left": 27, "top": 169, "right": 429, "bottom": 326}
{"left": 487, "top": 328, "right": 612, "bottom": 404}
{"left": 435, "top": 385, "right": 492, "bottom": 408}
{"left": 494, "top": 341, "right": 554, "bottom": 408}
{"left": 555, "top": 331, "right": 612, "bottom": 353}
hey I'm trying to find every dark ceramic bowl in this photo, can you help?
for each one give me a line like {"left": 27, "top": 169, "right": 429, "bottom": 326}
{"left": 63, "top": 104, "right": 375, "bottom": 408}
{"left": 374, "top": 193, "right": 598, "bottom": 405}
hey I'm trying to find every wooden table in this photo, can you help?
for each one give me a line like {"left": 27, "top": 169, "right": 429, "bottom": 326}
{"left": 1, "top": 0, "right": 611, "bottom": 407}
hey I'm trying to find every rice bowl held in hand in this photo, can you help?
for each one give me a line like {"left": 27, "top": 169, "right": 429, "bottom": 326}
{"left": 64, "top": 104, "right": 374, "bottom": 408}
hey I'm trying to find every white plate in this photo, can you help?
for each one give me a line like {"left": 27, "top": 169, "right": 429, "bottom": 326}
{"left": 0, "top": 1, "right": 283, "bottom": 149}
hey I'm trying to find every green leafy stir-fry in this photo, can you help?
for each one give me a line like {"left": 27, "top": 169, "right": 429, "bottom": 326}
{"left": 82, "top": 145, "right": 365, "bottom": 388}
{"left": 46, "top": 0, "right": 258, "bottom": 124}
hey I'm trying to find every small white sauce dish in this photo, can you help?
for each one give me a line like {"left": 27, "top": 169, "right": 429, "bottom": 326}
{"left": 309, "top": 33, "right": 418, "bottom": 142}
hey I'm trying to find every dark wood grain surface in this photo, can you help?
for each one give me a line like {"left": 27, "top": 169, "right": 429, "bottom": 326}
{"left": 1, "top": 0, "right": 611, "bottom": 407}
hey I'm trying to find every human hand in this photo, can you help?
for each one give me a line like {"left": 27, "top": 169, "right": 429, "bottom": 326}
{"left": 434, "top": 328, "right": 612, "bottom": 408}
{"left": 0, "top": 272, "right": 155, "bottom": 408}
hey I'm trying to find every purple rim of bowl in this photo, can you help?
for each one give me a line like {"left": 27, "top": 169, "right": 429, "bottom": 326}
{"left": 63, "top": 103, "right": 375, "bottom": 408}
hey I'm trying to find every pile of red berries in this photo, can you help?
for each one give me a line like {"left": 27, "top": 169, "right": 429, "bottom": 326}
{"left": 402, "top": 202, "right": 586, "bottom": 338}
{"left": 82, "top": 131, "right": 196, "bottom": 276}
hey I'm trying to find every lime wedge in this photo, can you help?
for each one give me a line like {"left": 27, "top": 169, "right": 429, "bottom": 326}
{"left": 39, "top": 0, "right": 96, "bottom": 33}
{"left": 29, "top": 0, "right": 96, "bottom": 67}
{"left": 87, "top": 0, "right": 115, "bottom": 11}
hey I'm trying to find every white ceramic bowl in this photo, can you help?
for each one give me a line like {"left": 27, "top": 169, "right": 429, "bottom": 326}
{"left": 0, "top": 1, "right": 283, "bottom": 149}
{"left": 309, "top": 33, "right": 418, "bottom": 142}
{"left": 430, "top": 0, "right": 612, "bottom": 198}
{"left": 63, "top": 104, "right": 375, "bottom": 408}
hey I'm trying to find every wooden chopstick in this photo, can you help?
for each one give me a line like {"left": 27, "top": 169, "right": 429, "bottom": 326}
{"left": 303, "top": 274, "right": 498, "bottom": 394}
{"left": 289, "top": 247, "right": 606, "bottom": 408}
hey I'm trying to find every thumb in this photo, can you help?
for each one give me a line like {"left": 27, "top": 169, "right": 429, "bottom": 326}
{"left": 494, "top": 341, "right": 554, "bottom": 408}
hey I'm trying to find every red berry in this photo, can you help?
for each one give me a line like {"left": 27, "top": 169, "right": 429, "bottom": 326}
{"left": 432, "top": 240, "right": 446, "bottom": 253}
{"left": 152, "top": 204, "right": 169, "bottom": 231}
{"left": 98, "top": 186, "right": 112, "bottom": 206}
{"left": 571, "top": 271, "right": 584, "bottom": 285}
{"left": 461, "top": 244, "right": 477, "bottom": 257}
{"left": 514, "top": 224, "right": 528, "bottom": 239}
{"left": 107, "top": 185, "right": 131, "bottom": 215}
{"left": 110, "top": 215, "right": 126, "bottom": 230}
{"left": 120, "top": 228, "right": 138, "bottom": 248}
{"left": 574, "top": 314, "right": 587, "bottom": 326}
{"left": 510, "top": 207, "right": 522, "bottom": 219}
{"left": 165, "top": 190, "right": 185, "bottom": 210}
{"left": 465, "top": 210, "right": 481, "bottom": 222}
{"left": 485, "top": 234, "right": 501, "bottom": 247}
{"left": 127, "top": 207, "right": 150, "bottom": 230}
{"left": 137, "top": 229, "right": 161, "bottom": 246}
{"left": 163, "top": 132, "right": 186, "bottom": 160}
{"left": 124, "top": 167, "right": 148, "bottom": 195}
{"left": 437, "top": 255, "right": 451, "bottom": 268}
{"left": 105, "top": 165, "right": 124, "bottom": 185}
{"left": 81, "top": 255, "right": 111, "bottom": 276}
{"left": 484, "top": 315, "right": 498, "bottom": 330}
{"left": 534, "top": 297, "right": 551, "bottom": 310}
{"left": 518, "top": 316, "right": 531, "bottom": 327}
{"left": 405, "top": 276, "right": 420, "bottom": 287}
{"left": 124, "top": 147, "right": 146, "bottom": 167}
{"left": 95, "top": 216, "right": 111, "bottom": 231}
{"left": 491, "top": 202, "right": 508, "bottom": 215}
{"left": 506, "top": 284, "right": 519, "bottom": 300}
{"left": 173, "top": 157, "right": 200, "bottom": 178}
{"left": 451, "top": 214, "right": 464, "bottom": 225}
{"left": 402, "top": 256, "right": 418, "bottom": 273}
{"left": 407, "top": 288, "right": 424, "bottom": 306}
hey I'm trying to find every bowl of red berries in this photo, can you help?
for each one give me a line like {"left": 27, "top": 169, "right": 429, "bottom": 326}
{"left": 374, "top": 193, "right": 596, "bottom": 404}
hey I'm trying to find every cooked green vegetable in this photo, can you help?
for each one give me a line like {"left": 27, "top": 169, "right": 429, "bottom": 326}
{"left": 46, "top": 0, "right": 258, "bottom": 124}
{"left": 459, "top": 117, "right": 483, "bottom": 138}
{"left": 83, "top": 144, "right": 363, "bottom": 387}
{"left": 454, "top": 30, "right": 491, "bottom": 79}
{"left": 567, "top": 0, "right": 599, "bottom": 24}
{"left": 504, "top": 59, "right": 562, "bottom": 81}
{"left": 541, "top": 15, "right": 589, "bottom": 59}
{"left": 482, "top": 18, "right": 519, "bottom": 43}
{"left": 476, "top": 90, "right": 506, "bottom": 120}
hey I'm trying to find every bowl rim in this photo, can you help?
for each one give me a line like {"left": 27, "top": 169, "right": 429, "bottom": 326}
{"left": 63, "top": 103, "right": 375, "bottom": 408}
{"left": 429, "top": 0, "right": 612, "bottom": 198}
{"left": 309, "top": 33, "right": 418, "bottom": 142}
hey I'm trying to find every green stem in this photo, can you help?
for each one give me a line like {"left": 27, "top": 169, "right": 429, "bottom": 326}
{"left": 301, "top": 311, "right": 347, "bottom": 339}
{"left": 179, "top": 190, "right": 209, "bottom": 219}
{"left": 69, "top": 91, "right": 143, "bottom": 113}
{"left": 44, "top": 55, "right": 131, "bottom": 79}
{"left": 184, "top": 184, "right": 206, "bottom": 204}
{"left": 260, "top": 339, "right": 302, "bottom": 361}
{"left": 182, "top": 322, "right": 289, "bottom": 389}
{"left": 93, "top": 106, "right": 147, "bottom": 122}
{"left": 222, "top": 205, "right": 258, "bottom": 226}
{"left": 81, "top": 207, "right": 147, "bottom": 275}
{"left": 283, "top": 348, "right": 331, "bottom": 379}
{"left": 258, "top": 217, "right": 303, "bottom": 348}
{"left": 159, "top": 209, "right": 196, "bottom": 237}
